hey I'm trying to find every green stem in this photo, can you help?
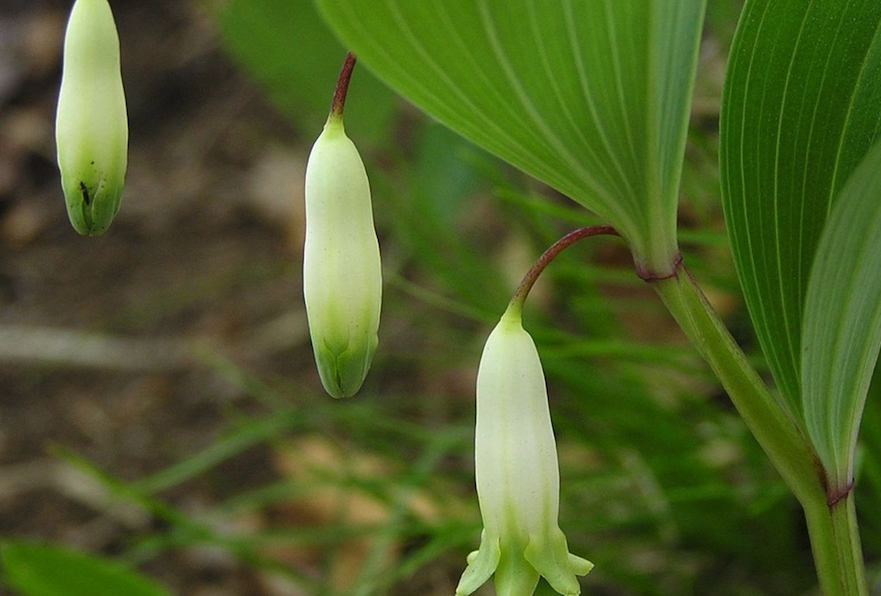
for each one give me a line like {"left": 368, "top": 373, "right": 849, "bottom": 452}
{"left": 652, "top": 260, "right": 867, "bottom": 596}
{"left": 804, "top": 494, "right": 869, "bottom": 596}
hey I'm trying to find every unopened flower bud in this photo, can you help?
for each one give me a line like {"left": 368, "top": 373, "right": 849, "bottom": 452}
{"left": 303, "top": 116, "right": 381, "bottom": 398}
{"left": 56, "top": 0, "right": 128, "bottom": 236}
{"left": 458, "top": 306, "right": 592, "bottom": 596}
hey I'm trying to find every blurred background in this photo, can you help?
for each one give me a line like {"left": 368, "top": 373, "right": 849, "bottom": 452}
{"left": 1, "top": 1, "right": 880, "bottom": 595}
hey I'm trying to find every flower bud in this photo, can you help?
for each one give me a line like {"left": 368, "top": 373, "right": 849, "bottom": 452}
{"left": 303, "top": 116, "right": 381, "bottom": 398}
{"left": 458, "top": 307, "right": 592, "bottom": 596}
{"left": 56, "top": 0, "right": 128, "bottom": 236}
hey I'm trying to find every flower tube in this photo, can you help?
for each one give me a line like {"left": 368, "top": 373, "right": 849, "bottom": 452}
{"left": 56, "top": 0, "right": 128, "bottom": 236}
{"left": 457, "top": 305, "right": 592, "bottom": 596}
{"left": 303, "top": 114, "right": 381, "bottom": 398}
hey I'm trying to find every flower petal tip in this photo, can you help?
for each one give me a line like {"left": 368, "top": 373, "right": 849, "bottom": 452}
{"left": 523, "top": 529, "right": 592, "bottom": 596}
{"left": 455, "top": 532, "right": 501, "bottom": 596}
{"left": 569, "top": 554, "right": 594, "bottom": 576}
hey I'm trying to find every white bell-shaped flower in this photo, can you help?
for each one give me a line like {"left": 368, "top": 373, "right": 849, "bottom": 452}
{"left": 56, "top": 0, "right": 128, "bottom": 236}
{"left": 458, "top": 306, "right": 592, "bottom": 596}
{"left": 303, "top": 116, "right": 381, "bottom": 398}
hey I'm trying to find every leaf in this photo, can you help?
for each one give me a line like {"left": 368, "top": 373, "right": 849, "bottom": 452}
{"left": 0, "top": 540, "right": 171, "bottom": 596}
{"left": 212, "top": 0, "right": 396, "bottom": 142}
{"left": 801, "top": 140, "right": 881, "bottom": 486}
{"left": 720, "top": 0, "right": 881, "bottom": 422}
{"left": 314, "top": 0, "right": 706, "bottom": 276}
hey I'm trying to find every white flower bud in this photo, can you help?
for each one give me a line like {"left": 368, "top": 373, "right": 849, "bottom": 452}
{"left": 458, "top": 307, "right": 592, "bottom": 596}
{"left": 56, "top": 0, "right": 128, "bottom": 236}
{"left": 303, "top": 116, "right": 381, "bottom": 398}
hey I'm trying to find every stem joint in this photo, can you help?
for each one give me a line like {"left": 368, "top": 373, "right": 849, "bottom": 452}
{"left": 827, "top": 479, "right": 855, "bottom": 509}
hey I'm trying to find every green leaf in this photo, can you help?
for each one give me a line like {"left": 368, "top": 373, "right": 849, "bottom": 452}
{"left": 212, "top": 0, "right": 396, "bottom": 142}
{"left": 801, "top": 141, "right": 881, "bottom": 487}
{"left": 0, "top": 540, "right": 171, "bottom": 596}
{"left": 720, "top": 0, "right": 881, "bottom": 422}
{"left": 314, "top": 0, "right": 706, "bottom": 276}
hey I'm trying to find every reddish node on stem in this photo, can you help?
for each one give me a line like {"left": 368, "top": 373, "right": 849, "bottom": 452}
{"left": 827, "top": 479, "right": 855, "bottom": 509}
{"left": 636, "top": 253, "right": 683, "bottom": 282}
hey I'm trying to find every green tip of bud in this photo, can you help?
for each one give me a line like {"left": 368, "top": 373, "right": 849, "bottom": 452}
{"left": 62, "top": 177, "right": 124, "bottom": 236}
{"left": 314, "top": 333, "right": 379, "bottom": 399}
{"left": 56, "top": 0, "right": 128, "bottom": 236}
